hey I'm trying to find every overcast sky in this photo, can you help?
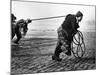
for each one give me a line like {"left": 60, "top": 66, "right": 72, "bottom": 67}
{"left": 12, "top": 1, "right": 96, "bottom": 32}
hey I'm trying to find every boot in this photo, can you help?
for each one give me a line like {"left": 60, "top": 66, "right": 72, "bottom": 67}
{"left": 14, "top": 40, "right": 19, "bottom": 44}
{"left": 52, "top": 55, "right": 62, "bottom": 61}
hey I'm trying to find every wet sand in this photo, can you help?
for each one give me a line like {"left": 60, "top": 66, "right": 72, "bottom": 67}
{"left": 11, "top": 36, "right": 96, "bottom": 74}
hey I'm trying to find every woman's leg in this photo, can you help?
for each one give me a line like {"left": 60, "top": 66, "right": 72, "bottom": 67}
{"left": 52, "top": 41, "right": 62, "bottom": 61}
{"left": 14, "top": 31, "right": 22, "bottom": 44}
{"left": 64, "top": 34, "right": 72, "bottom": 56}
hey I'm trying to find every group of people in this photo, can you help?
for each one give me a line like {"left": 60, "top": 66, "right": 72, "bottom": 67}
{"left": 11, "top": 14, "right": 32, "bottom": 44}
{"left": 11, "top": 11, "right": 83, "bottom": 61}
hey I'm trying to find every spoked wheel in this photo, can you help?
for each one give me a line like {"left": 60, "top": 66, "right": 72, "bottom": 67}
{"left": 71, "top": 30, "right": 86, "bottom": 58}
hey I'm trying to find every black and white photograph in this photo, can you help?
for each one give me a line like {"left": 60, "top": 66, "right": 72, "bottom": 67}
{"left": 11, "top": 0, "right": 96, "bottom": 74}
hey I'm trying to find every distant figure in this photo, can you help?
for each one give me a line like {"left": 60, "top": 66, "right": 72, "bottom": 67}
{"left": 11, "top": 13, "right": 17, "bottom": 39}
{"left": 12, "top": 18, "right": 32, "bottom": 44}
{"left": 11, "top": 13, "right": 16, "bottom": 23}
{"left": 52, "top": 11, "right": 83, "bottom": 61}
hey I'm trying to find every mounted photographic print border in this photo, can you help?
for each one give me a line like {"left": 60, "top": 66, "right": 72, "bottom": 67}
{"left": 11, "top": 0, "right": 96, "bottom": 75}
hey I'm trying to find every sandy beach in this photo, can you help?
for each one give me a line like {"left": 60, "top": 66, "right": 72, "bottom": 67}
{"left": 11, "top": 31, "right": 96, "bottom": 74}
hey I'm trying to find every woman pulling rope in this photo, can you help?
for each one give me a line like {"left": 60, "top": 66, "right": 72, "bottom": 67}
{"left": 52, "top": 11, "right": 83, "bottom": 61}
{"left": 11, "top": 14, "right": 32, "bottom": 44}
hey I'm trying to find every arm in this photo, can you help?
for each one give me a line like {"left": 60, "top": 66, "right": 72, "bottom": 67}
{"left": 22, "top": 22, "right": 28, "bottom": 36}
{"left": 70, "top": 16, "right": 79, "bottom": 34}
{"left": 71, "top": 17, "right": 76, "bottom": 31}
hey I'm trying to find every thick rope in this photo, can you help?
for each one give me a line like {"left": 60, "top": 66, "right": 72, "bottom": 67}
{"left": 31, "top": 15, "right": 66, "bottom": 21}
{"left": 71, "top": 30, "right": 86, "bottom": 58}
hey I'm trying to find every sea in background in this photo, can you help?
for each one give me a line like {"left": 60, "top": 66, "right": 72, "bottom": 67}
{"left": 24, "top": 29, "right": 96, "bottom": 51}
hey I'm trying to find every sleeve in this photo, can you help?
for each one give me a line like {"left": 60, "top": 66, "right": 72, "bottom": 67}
{"left": 70, "top": 17, "right": 76, "bottom": 31}
{"left": 23, "top": 22, "right": 28, "bottom": 31}
{"left": 16, "top": 19, "right": 25, "bottom": 27}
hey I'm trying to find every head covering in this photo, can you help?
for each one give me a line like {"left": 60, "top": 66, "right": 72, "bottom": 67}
{"left": 11, "top": 13, "right": 16, "bottom": 20}
{"left": 76, "top": 11, "right": 83, "bottom": 17}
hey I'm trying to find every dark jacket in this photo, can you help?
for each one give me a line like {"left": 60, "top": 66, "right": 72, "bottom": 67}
{"left": 11, "top": 14, "right": 16, "bottom": 33}
{"left": 11, "top": 14, "right": 16, "bottom": 23}
{"left": 62, "top": 14, "right": 79, "bottom": 34}
{"left": 15, "top": 19, "right": 28, "bottom": 31}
